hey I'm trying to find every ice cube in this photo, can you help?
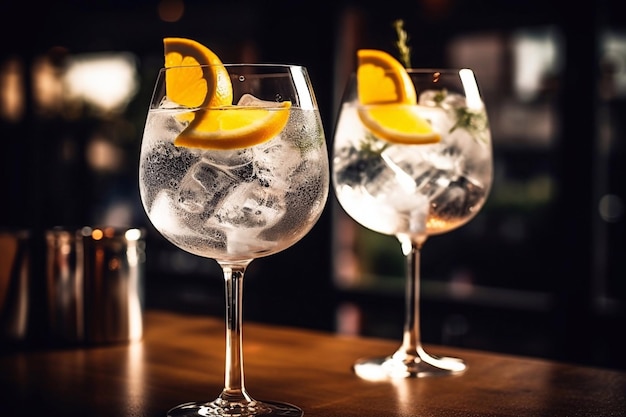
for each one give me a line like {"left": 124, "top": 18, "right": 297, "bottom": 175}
{"left": 223, "top": 227, "right": 278, "bottom": 255}
{"left": 237, "top": 93, "right": 282, "bottom": 108}
{"left": 430, "top": 174, "right": 486, "bottom": 218}
{"left": 150, "top": 190, "right": 185, "bottom": 236}
{"left": 214, "top": 181, "right": 286, "bottom": 230}
{"left": 177, "top": 160, "right": 239, "bottom": 214}
{"left": 201, "top": 148, "right": 254, "bottom": 175}
{"left": 251, "top": 141, "right": 296, "bottom": 189}
{"left": 418, "top": 90, "right": 466, "bottom": 111}
{"left": 333, "top": 145, "right": 387, "bottom": 188}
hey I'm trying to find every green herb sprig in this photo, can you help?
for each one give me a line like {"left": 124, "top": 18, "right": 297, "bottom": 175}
{"left": 435, "top": 89, "right": 490, "bottom": 144}
{"left": 451, "top": 107, "right": 490, "bottom": 144}
{"left": 359, "top": 131, "right": 390, "bottom": 157}
{"left": 393, "top": 19, "right": 411, "bottom": 68}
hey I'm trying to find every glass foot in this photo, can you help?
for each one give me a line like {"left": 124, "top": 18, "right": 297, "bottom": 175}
{"left": 353, "top": 349, "right": 466, "bottom": 380}
{"left": 167, "top": 399, "right": 303, "bottom": 417}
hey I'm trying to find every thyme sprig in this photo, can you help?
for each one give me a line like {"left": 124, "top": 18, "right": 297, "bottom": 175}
{"left": 359, "top": 131, "right": 390, "bottom": 157}
{"left": 393, "top": 19, "right": 411, "bottom": 68}
{"left": 451, "top": 107, "right": 490, "bottom": 144}
{"left": 435, "top": 89, "right": 489, "bottom": 144}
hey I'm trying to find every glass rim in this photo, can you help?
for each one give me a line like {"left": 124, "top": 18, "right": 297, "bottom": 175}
{"left": 158, "top": 63, "right": 307, "bottom": 70}
{"left": 151, "top": 62, "right": 318, "bottom": 110}
{"left": 349, "top": 68, "right": 474, "bottom": 75}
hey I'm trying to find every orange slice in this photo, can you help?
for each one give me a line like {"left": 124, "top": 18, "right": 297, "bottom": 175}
{"left": 174, "top": 101, "right": 292, "bottom": 150}
{"left": 357, "top": 49, "right": 417, "bottom": 105}
{"left": 356, "top": 49, "right": 440, "bottom": 144}
{"left": 163, "top": 37, "right": 233, "bottom": 108}
{"left": 163, "top": 38, "right": 292, "bottom": 150}
{"left": 357, "top": 104, "right": 440, "bottom": 145}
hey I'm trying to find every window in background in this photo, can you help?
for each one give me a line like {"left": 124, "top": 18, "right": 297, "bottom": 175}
{"left": 594, "top": 30, "right": 626, "bottom": 316}
{"left": 1, "top": 50, "right": 142, "bottom": 228}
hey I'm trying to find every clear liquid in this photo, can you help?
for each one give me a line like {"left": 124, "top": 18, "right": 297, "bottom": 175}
{"left": 332, "top": 94, "right": 492, "bottom": 239}
{"left": 139, "top": 107, "right": 329, "bottom": 261}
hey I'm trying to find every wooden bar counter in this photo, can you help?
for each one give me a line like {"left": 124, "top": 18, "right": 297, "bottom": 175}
{"left": 1, "top": 310, "right": 625, "bottom": 416}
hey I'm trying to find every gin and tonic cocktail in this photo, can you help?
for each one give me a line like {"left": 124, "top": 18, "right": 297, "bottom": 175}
{"left": 140, "top": 38, "right": 329, "bottom": 416}
{"left": 333, "top": 50, "right": 493, "bottom": 379}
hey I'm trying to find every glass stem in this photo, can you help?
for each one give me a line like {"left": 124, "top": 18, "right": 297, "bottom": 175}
{"left": 395, "top": 236, "right": 427, "bottom": 361}
{"left": 218, "top": 260, "right": 254, "bottom": 405}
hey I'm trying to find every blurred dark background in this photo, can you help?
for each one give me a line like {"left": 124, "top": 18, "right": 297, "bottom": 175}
{"left": 1, "top": 0, "right": 625, "bottom": 371}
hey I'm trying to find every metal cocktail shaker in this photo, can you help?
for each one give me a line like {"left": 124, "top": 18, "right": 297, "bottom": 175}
{"left": 0, "top": 230, "right": 31, "bottom": 343}
{"left": 45, "top": 226, "right": 145, "bottom": 345}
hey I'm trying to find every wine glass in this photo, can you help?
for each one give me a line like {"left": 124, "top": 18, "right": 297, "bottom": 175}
{"left": 139, "top": 64, "right": 329, "bottom": 416}
{"left": 332, "top": 68, "right": 493, "bottom": 379}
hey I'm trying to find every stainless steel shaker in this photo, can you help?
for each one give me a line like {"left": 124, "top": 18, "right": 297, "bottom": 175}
{"left": 79, "top": 227, "right": 145, "bottom": 345}
{"left": 45, "top": 227, "right": 83, "bottom": 344}
{"left": 45, "top": 226, "right": 145, "bottom": 346}
{"left": 0, "top": 230, "right": 31, "bottom": 343}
